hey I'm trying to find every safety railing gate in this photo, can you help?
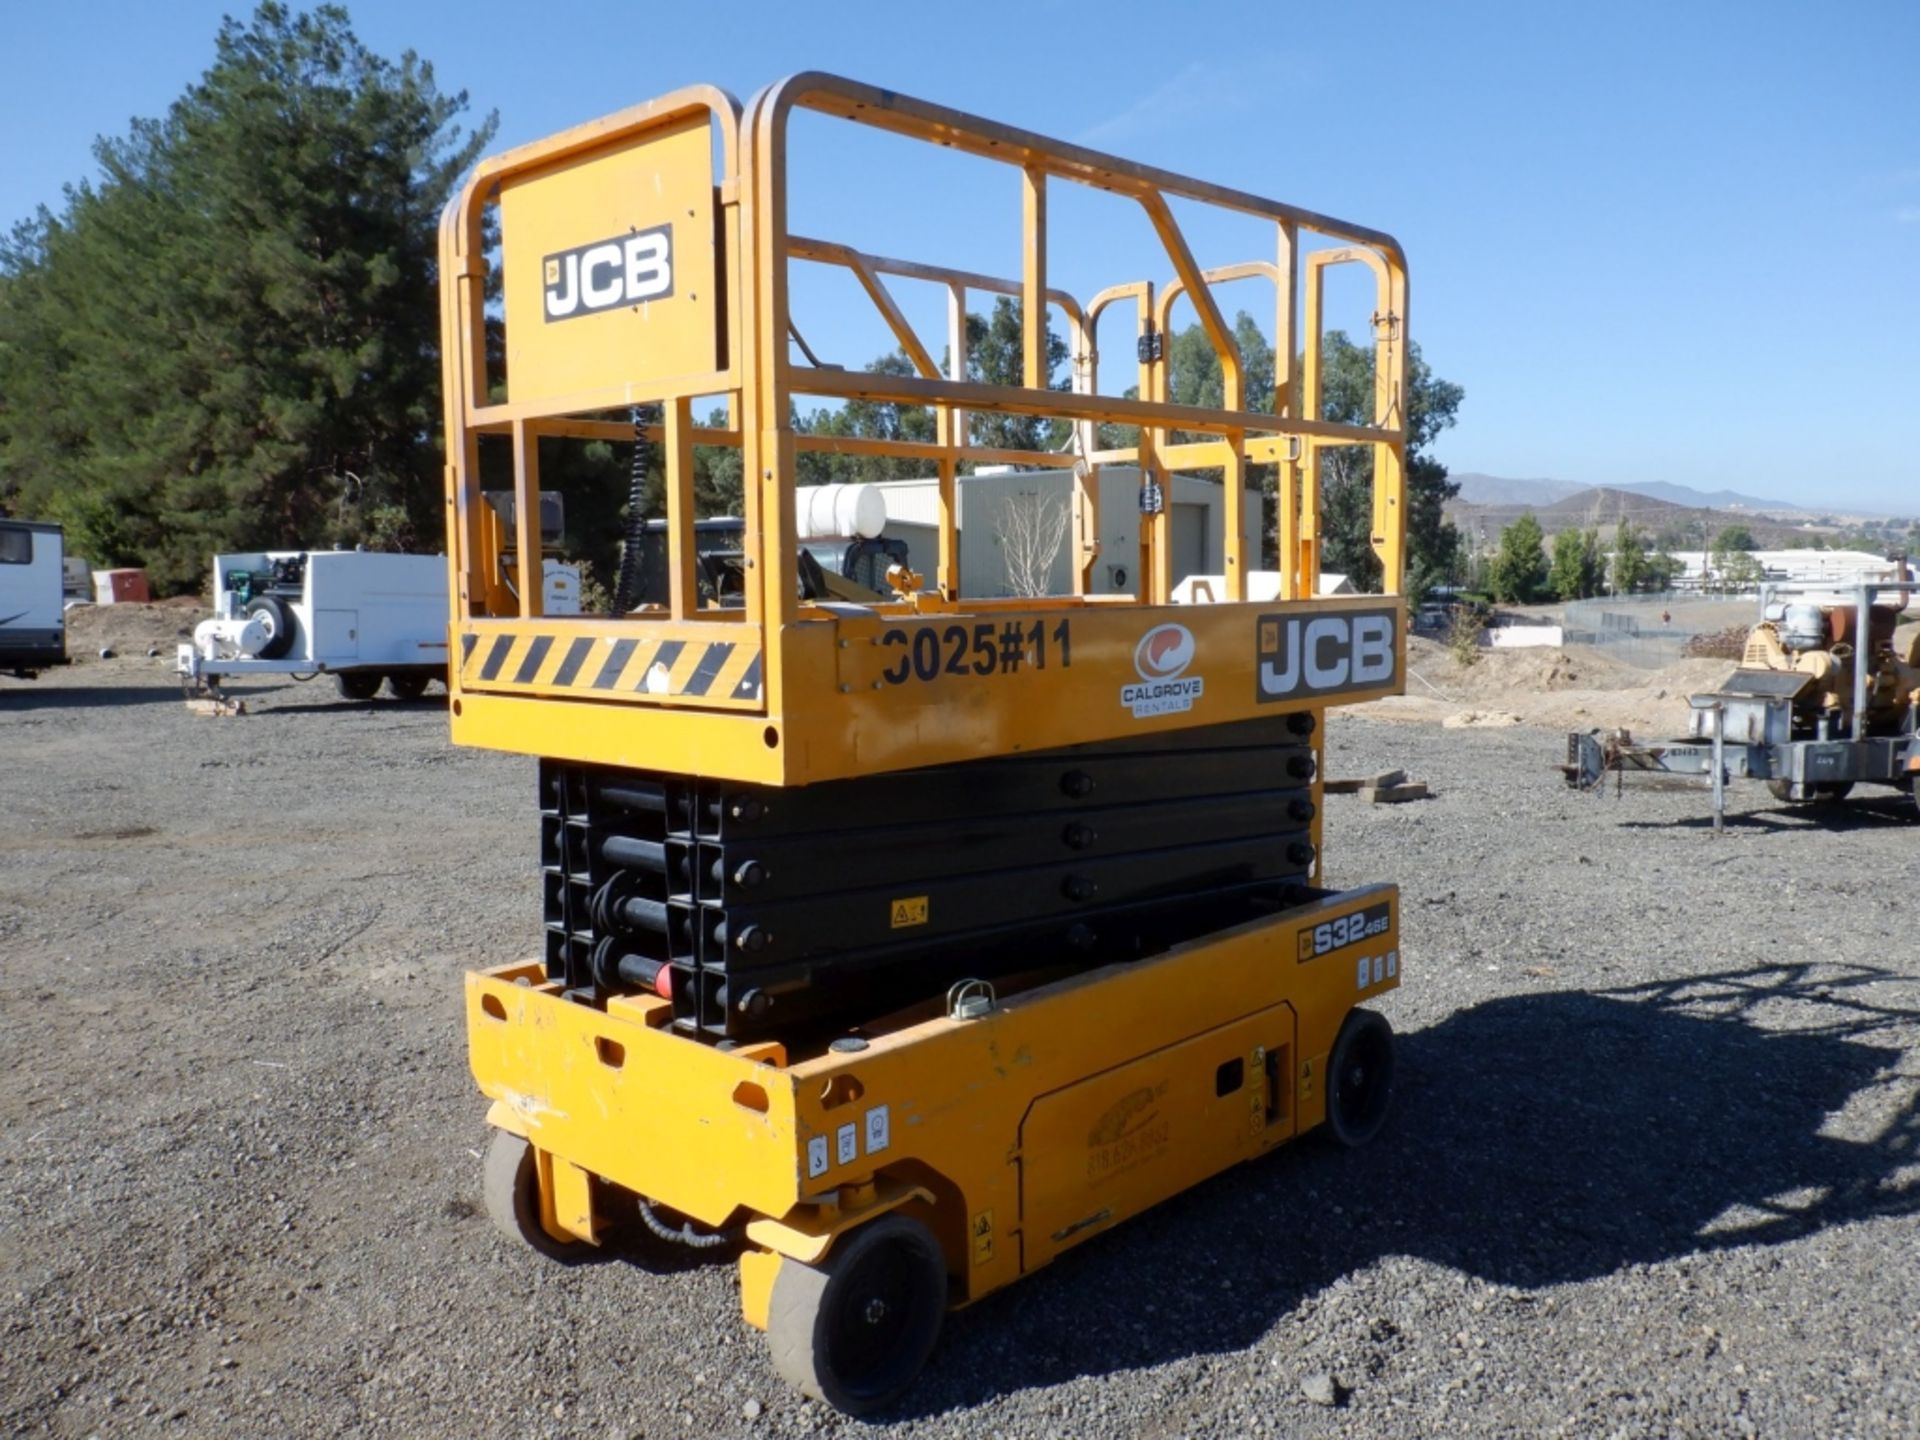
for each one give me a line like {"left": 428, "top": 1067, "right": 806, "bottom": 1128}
{"left": 439, "top": 73, "right": 1410, "bottom": 786}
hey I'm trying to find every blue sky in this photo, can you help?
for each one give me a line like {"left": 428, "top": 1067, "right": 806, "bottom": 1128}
{"left": 5, "top": 0, "right": 1917, "bottom": 513}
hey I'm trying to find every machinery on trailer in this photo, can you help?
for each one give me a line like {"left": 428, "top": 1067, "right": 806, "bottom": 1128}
{"left": 445, "top": 74, "right": 1413, "bottom": 1413}
{"left": 178, "top": 549, "right": 456, "bottom": 700}
{"left": 1566, "top": 575, "right": 1920, "bottom": 821}
{"left": 177, "top": 546, "right": 581, "bottom": 701}
{"left": 0, "top": 519, "right": 68, "bottom": 679}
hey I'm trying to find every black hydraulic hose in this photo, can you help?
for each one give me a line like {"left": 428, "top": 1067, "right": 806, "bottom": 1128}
{"left": 613, "top": 404, "right": 657, "bottom": 613}
{"left": 636, "top": 1196, "right": 734, "bottom": 1249}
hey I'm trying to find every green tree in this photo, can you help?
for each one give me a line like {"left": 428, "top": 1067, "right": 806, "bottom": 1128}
{"left": 1094, "top": 317, "right": 1462, "bottom": 590}
{"left": 1612, "top": 521, "right": 1650, "bottom": 594}
{"left": 792, "top": 297, "right": 1068, "bottom": 486}
{"left": 1487, "top": 513, "right": 1549, "bottom": 603}
{"left": 0, "top": 4, "right": 494, "bottom": 591}
{"left": 1314, "top": 331, "right": 1465, "bottom": 599}
{"left": 1645, "top": 549, "right": 1683, "bottom": 591}
{"left": 1549, "top": 525, "right": 1606, "bottom": 600}
{"left": 1712, "top": 523, "right": 1757, "bottom": 552}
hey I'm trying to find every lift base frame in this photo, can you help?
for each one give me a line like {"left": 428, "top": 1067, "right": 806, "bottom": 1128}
{"left": 468, "top": 882, "right": 1399, "bottom": 1322}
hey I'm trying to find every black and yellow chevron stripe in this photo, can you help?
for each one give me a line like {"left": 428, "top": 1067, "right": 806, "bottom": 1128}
{"left": 458, "top": 627, "right": 763, "bottom": 708}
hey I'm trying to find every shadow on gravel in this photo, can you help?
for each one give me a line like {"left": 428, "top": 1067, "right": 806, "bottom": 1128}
{"left": 903, "top": 961, "right": 1920, "bottom": 1417}
{"left": 252, "top": 694, "right": 450, "bottom": 717}
{"left": 1616, "top": 795, "right": 1919, "bottom": 833}
{"left": 0, "top": 682, "right": 189, "bottom": 710}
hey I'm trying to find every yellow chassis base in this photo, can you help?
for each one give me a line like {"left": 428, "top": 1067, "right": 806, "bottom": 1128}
{"left": 468, "top": 884, "right": 1400, "bottom": 1325}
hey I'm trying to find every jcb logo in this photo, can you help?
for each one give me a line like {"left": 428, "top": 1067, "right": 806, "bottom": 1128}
{"left": 1255, "top": 608, "right": 1397, "bottom": 703}
{"left": 542, "top": 224, "right": 673, "bottom": 322}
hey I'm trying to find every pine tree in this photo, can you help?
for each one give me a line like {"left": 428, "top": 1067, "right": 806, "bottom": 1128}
{"left": 0, "top": 4, "right": 495, "bottom": 591}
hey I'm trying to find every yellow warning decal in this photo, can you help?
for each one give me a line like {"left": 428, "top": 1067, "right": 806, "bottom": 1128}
{"left": 970, "top": 1209, "right": 994, "bottom": 1265}
{"left": 456, "top": 622, "right": 762, "bottom": 711}
{"left": 889, "top": 895, "right": 929, "bottom": 929}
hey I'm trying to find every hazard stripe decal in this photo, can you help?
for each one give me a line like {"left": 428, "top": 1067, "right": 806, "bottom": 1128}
{"left": 457, "top": 626, "right": 763, "bottom": 711}
{"left": 479, "top": 635, "right": 514, "bottom": 682}
{"left": 551, "top": 637, "right": 593, "bottom": 688}
{"left": 592, "top": 638, "right": 636, "bottom": 690}
{"left": 648, "top": 641, "right": 686, "bottom": 684}
{"left": 513, "top": 636, "right": 553, "bottom": 685}
{"left": 731, "top": 654, "right": 762, "bottom": 701}
{"left": 682, "top": 642, "right": 733, "bottom": 698}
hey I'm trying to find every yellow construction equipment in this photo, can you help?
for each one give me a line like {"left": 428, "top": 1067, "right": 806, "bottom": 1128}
{"left": 443, "top": 73, "right": 1411, "bottom": 1413}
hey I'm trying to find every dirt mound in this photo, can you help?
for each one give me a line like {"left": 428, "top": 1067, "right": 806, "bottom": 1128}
{"left": 1685, "top": 624, "right": 1750, "bottom": 659}
{"left": 1371, "top": 638, "right": 1740, "bottom": 735}
{"left": 64, "top": 601, "right": 208, "bottom": 662}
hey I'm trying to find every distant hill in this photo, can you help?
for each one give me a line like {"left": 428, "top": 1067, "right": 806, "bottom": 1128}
{"left": 1448, "top": 473, "right": 1587, "bottom": 506}
{"left": 1611, "top": 480, "right": 1797, "bottom": 511}
{"left": 1444, "top": 484, "right": 1821, "bottom": 547}
{"left": 1449, "top": 472, "right": 1800, "bottom": 514}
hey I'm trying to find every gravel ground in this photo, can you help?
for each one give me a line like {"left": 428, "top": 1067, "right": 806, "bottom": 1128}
{"left": 3, "top": 663, "right": 1918, "bottom": 1439}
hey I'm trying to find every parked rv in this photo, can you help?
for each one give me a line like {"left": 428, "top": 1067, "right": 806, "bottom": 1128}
{"left": 0, "top": 520, "right": 69, "bottom": 678}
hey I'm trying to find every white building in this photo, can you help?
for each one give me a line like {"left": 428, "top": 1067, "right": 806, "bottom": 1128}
{"left": 1671, "top": 548, "right": 1904, "bottom": 591}
{"left": 872, "top": 466, "right": 1264, "bottom": 598}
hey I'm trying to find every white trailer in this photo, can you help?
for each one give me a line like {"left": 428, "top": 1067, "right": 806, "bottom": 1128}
{"left": 0, "top": 520, "right": 68, "bottom": 678}
{"left": 179, "top": 550, "right": 583, "bottom": 701}
{"left": 178, "top": 550, "right": 454, "bottom": 701}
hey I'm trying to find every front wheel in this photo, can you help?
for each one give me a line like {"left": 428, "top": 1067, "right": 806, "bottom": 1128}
{"left": 767, "top": 1214, "right": 947, "bottom": 1416}
{"left": 386, "top": 672, "right": 431, "bottom": 702}
{"left": 481, "top": 1130, "right": 589, "bottom": 1261}
{"left": 1323, "top": 1008, "right": 1396, "bottom": 1149}
{"left": 335, "top": 671, "right": 382, "bottom": 702}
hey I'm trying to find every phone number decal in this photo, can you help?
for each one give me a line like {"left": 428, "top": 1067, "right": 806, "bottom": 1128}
{"left": 880, "top": 619, "right": 1073, "bottom": 685}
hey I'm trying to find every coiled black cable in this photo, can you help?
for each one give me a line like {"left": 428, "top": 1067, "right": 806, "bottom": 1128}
{"left": 612, "top": 403, "right": 658, "bottom": 613}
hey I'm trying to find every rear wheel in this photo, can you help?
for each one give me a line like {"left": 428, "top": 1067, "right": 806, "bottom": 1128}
{"left": 386, "top": 672, "right": 431, "bottom": 702}
{"left": 481, "top": 1130, "right": 588, "bottom": 1261}
{"left": 335, "top": 671, "right": 382, "bottom": 702}
{"left": 767, "top": 1214, "right": 947, "bottom": 1415}
{"left": 1766, "top": 780, "right": 1854, "bottom": 805}
{"left": 1323, "top": 1008, "right": 1395, "bottom": 1149}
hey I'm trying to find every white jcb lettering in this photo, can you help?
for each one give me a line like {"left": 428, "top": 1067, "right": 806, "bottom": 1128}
{"left": 580, "top": 243, "right": 625, "bottom": 308}
{"left": 1256, "top": 609, "right": 1397, "bottom": 701}
{"left": 545, "top": 253, "right": 580, "bottom": 318}
{"left": 623, "top": 231, "right": 671, "bottom": 302}
{"left": 1303, "top": 616, "right": 1349, "bottom": 690}
{"left": 1353, "top": 612, "right": 1394, "bottom": 684}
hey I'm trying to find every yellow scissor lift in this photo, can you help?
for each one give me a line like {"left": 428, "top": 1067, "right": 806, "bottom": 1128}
{"left": 444, "top": 74, "right": 1411, "bottom": 1413}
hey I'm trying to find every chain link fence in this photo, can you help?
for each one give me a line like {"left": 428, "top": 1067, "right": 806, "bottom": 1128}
{"left": 1561, "top": 594, "right": 1753, "bottom": 669}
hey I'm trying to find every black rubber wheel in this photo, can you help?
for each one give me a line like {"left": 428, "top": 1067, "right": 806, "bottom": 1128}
{"left": 481, "top": 1130, "right": 588, "bottom": 1261}
{"left": 335, "top": 671, "right": 382, "bottom": 702}
{"left": 385, "top": 672, "right": 431, "bottom": 702}
{"left": 767, "top": 1214, "right": 947, "bottom": 1415}
{"left": 1766, "top": 780, "right": 1854, "bottom": 805}
{"left": 1323, "top": 1008, "right": 1395, "bottom": 1149}
{"left": 243, "top": 594, "right": 294, "bottom": 660}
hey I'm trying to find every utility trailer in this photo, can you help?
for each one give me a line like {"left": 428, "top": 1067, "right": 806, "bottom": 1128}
{"left": 0, "top": 519, "right": 68, "bottom": 679}
{"left": 178, "top": 550, "right": 454, "bottom": 700}
{"left": 1566, "top": 578, "right": 1920, "bottom": 824}
{"left": 443, "top": 74, "right": 1413, "bottom": 1413}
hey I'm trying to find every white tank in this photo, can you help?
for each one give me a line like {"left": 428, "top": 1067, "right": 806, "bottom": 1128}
{"left": 1780, "top": 603, "right": 1827, "bottom": 652}
{"left": 795, "top": 484, "right": 886, "bottom": 541}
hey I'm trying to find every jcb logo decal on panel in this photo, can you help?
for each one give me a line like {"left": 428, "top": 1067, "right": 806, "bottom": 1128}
{"left": 1122, "top": 623, "right": 1204, "bottom": 718}
{"left": 1255, "top": 609, "right": 1397, "bottom": 703}
{"left": 542, "top": 224, "right": 673, "bottom": 321}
